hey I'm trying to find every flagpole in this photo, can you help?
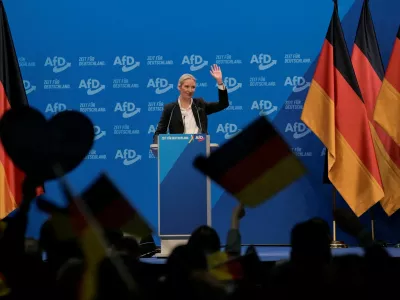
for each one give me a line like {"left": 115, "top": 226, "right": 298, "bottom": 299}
{"left": 370, "top": 207, "right": 388, "bottom": 247}
{"left": 370, "top": 209, "right": 375, "bottom": 241}
{"left": 331, "top": 188, "right": 348, "bottom": 248}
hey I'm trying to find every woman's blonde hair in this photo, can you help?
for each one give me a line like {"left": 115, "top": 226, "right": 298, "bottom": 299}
{"left": 178, "top": 74, "right": 196, "bottom": 87}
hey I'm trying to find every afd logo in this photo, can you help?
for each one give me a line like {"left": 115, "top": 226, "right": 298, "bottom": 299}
{"left": 284, "top": 76, "right": 310, "bottom": 93}
{"left": 147, "top": 78, "right": 173, "bottom": 94}
{"left": 250, "top": 54, "right": 277, "bottom": 70}
{"left": 79, "top": 79, "right": 105, "bottom": 95}
{"left": 148, "top": 125, "right": 156, "bottom": 134}
{"left": 216, "top": 123, "right": 241, "bottom": 139}
{"left": 115, "top": 149, "right": 141, "bottom": 166}
{"left": 44, "top": 56, "right": 71, "bottom": 73}
{"left": 23, "top": 80, "right": 36, "bottom": 94}
{"left": 285, "top": 122, "right": 311, "bottom": 139}
{"left": 251, "top": 100, "right": 277, "bottom": 116}
{"left": 93, "top": 125, "right": 106, "bottom": 140}
{"left": 45, "top": 102, "right": 67, "bottom": 113}
{"left": 113, "top": 56, "right": 140, "bottom": 72}
{"left": 216, "top": 77, "right": 242, "bottom": 93}
{"left": 195, "top": 135, "right": 205, "bottom": 141}
{"left": 114, "top": 102, "right": 141, "bottom": 118}
{"left": 181, "top": 55, "right": 208, "bottom": 71}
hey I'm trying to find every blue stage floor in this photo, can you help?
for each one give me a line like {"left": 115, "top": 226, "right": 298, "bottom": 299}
{"left": 140, "top": 246, "right": 400, "bottom": 264}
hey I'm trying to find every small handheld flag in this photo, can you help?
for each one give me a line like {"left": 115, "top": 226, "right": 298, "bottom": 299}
{"left": 194, "top": 116, "right": 306, "bottom": 207}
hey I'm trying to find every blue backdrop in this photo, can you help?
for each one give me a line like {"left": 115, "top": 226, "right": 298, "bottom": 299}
{"left": 5, "top": 0, "right": 400, "bottom": 245}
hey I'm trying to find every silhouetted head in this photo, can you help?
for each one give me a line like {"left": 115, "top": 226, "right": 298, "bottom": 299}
{"left": 290, "top": 219, "right": 331, "bottom": 264}
{"left": 308, "top": 217, "right": 331, "bottom": 239}
{"left": 187, "top": 225, "right": 221, "bottom": 255}
{"left": 39, "top": 219, "right": 82, "bottom": 271}
{"left": 166, "top": 244, "right": 207, "bottom": 282}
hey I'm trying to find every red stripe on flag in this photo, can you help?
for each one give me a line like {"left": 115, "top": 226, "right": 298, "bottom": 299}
{"left": 93, "top": 197, "right": 137, "bottom": 229}
{"left": 352, "top": 44, "right": 400, "bottom": 168}
{"left": 69, "top": 202, "right": 88, "bottom": 235}
{"left": 225, "top": 260, "right": 243, "bottom": 280}
{"left": 385, "top": 39, "right": 400, "bottom": 92}
{"left": 313, "top": 40, "right": 335, "bottom": 101}
{"left": 352, "top": 45, "right": 382, "bottom": 120}
{"left": 218, "top": 136, "right": 292, "bottom": 194}
{"left": 334, "top": 68, "right": 382, "bottom": 186}
{"left": 69, "top": 197, "right": 138, "bottom": 235}
{"left": 0, "top": 83, "right": 23, "bottom": 206}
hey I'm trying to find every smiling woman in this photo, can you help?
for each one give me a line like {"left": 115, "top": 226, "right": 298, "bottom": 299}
{"left": 152, "top": 64, "right": 230, "bottom": 143}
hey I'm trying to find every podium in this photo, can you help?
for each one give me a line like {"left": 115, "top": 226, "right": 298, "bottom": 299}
{"left": 150, "top": 134, "right": 218, "bottom": 256}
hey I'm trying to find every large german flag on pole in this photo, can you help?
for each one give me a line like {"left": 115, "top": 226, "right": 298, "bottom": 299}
{"left": 300, "top": 0, "right": 384, "bottom": 216}
{"left": 374, "top": 28, "right": 400, "bottom": 149}
{"left": 0, "top": 1, "right": 40, "bottom": 218}
{"left": 351, "top": 0, "right": 400, "bottom": 216}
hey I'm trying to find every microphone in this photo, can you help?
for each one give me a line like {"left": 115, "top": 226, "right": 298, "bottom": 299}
{"left": 193, "top": 103, "right": 203, "bottom": 133}
{"left": 167, "top": 104, "right": 177, "bottom": 133}
{"left": 183, "top": 115, "right": 186, "bottom": 133}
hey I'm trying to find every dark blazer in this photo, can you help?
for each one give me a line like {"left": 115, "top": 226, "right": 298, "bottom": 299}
{"left": 152, "top": 88, "right": 229, "bottom": 143}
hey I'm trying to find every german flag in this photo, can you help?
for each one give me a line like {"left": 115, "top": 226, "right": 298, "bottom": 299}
{"left": 75, "top": 208, "right": 139, "bottom": 300}
{"left": 351, "top": 0, "right": 400, "bottom": 216}
{"left": 0, "top": 1, "right": 43, "bottom": 218}
{"left": 53, "top": 193, "right": 111, "bottom": 300}
{"left": 194, "top": 116, "right": 306, "bottom": 207}
{"left": 37, "top": 175, "right": 143, "bottom": 300}
{"left": 73, "top": 173, "right": 152, "bottom": 238}
{"left": 67, "top": 175, "right": 146, "bottom": 300}
{"left": 374, "top": 28, "right": 400, "bottom": 149}
{"left": 207, "top": 251, "right": 243, "bottom": 281}
{"left": 300, "top": 0, "right": 384, "bottom": 216}
{"left": 44, "top": 174, "right": 152, "bottom": 241}
{"left": 36, "top": 195, "right": 108, "bottom": 300}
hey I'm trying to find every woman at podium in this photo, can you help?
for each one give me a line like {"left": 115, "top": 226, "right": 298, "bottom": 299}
{"left": 152, "top": 64, "right": 229, "bottom": 143}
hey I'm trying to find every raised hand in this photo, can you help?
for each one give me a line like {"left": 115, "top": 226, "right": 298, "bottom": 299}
{"left": 210, "top": 64, "right": 223, "bottom": 84}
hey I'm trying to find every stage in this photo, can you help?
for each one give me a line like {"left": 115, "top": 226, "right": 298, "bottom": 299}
{"left": 140, "top": 246, "right": 400, "bottom": 264}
